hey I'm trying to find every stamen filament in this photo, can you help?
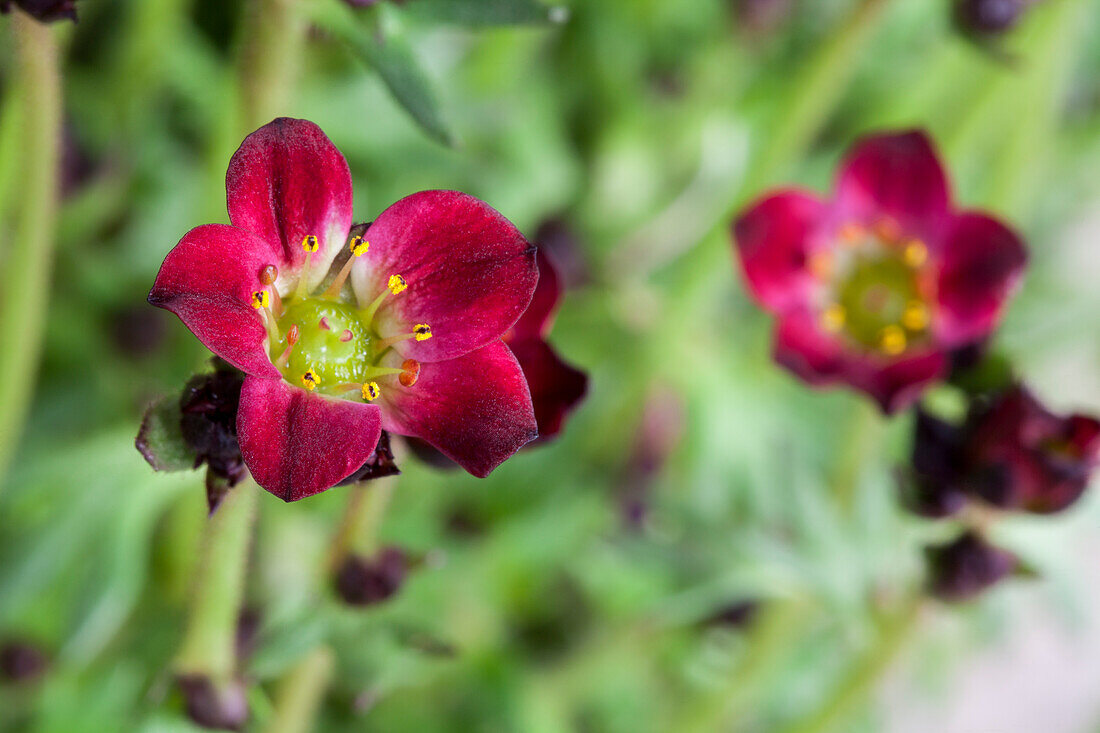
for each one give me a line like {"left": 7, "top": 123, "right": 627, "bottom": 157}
{"left": 375, "top": 324, "right": 432, "bottom": 351}
{"left": 260, "top": 265, "right": 284, "bottom": 316}
{"left": 322, "top": 236, "right": 370, "bottom": 300}
{"left": 255, "top": 301, "right": 281, "bottom": 344}
{"left": 294, "top": 235, "right": 320, "bottom": 301}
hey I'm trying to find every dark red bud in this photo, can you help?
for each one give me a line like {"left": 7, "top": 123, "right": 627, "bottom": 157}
{"left": 0, "top": 0, "right": 77, "bottom": 22}
{"left": 176, "top": 675, "right": 249, "bottom": 731}
{"left": 334, "top": 547, "right": 408, "bottom": 606}
{"left": 0, "top": 639, "right": 47, "bottom": 683}
{"left": 954, "top": 0, "right": 1029, "bottom": 36}
{"left": 925, "top": 531, "right": 1017, "bottom": 602}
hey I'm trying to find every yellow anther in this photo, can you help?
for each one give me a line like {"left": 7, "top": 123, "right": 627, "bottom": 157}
{"left": 388, "top": 274, "right": 408, "bottom": 295}
{"left": 349, "top": 236, "right": 369, "bottom": 256}
{"left": 820, "top": 304, "right": 846, "bottom": 333}
{"left": 251, "top": 290, "right": 270, "bottom": 309}
{"left": 902, "top": 301, "right": 929, "bottom": 331}
{"left": 808, "top": 251, "right": 834, "bottom": 280}
{"left": 302, "top": 234, "right": 319, "bottom": 252}
{"left": 362, "top": 381, "right": 381, "bottom": 401}
{"left": 879, "top": 325, "right": 907, "bottom": 356}
{"left": 301, "top": 369, "right": 319, "bottom": 391}
{"left": 413, "top": 324, "right": 433, "bottom": 341}
{"left": 903, "top": 239, "right": 928, "bottom": 268}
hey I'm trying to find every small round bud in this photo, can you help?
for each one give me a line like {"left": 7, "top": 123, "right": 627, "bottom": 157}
{"left": 954, "top": 0, "right": 1029, "bottom": 36}
{"left": 925, "top": 531, "right": 1017, "bottom": 602}
{"left": 177, "top": 675, "right": 250, "bottom": 731}
{"left": 334, "top": 548, "right": 408, "bottom": 606}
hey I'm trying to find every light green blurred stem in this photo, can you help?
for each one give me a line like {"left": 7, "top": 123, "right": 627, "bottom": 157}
{"left": 263, "top": 646, "right": 336, "bottom": 733}
{"left": 678, "top": 600, "right": 813, "bottom": 732}
{"left": 829, "top": 399, "right": 883, "bottom": 513}
{"left": 239, "top": 0, "right": 307, "bottom": 131}
{"left": 774, "top": 596, "right": 923, "bottom": 733}
{"left": 0, "top": 11, "right": 62, "bottom": 488}
{"left": 175, "top": 481, "right": 259, "bottom": 680}
{"left": 327, "top": 479, "right": 395, "bottom": 572}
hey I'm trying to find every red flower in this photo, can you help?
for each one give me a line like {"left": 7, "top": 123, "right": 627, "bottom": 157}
{"left": 965, "top": 386, "right": 1100, "bottom": 514}
{"left": 733, "top": 131, "right": 1027, "bottom": 412}
{"left": 150, "top": 118, "right": 539, "bottom": 501}
{"left": 503, "top": 250, "right": 588, "bottom": 442}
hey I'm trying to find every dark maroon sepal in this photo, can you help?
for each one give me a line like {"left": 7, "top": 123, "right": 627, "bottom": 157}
{"left": 0, "top": 0, "right": 77, "bottom": 22}
{"left": 336, "top": 431, "right": 400, "bottom": 485}
{"left": 334, "top": 547, "right": 408, "bottom": 606}
{"left": 925, "top": 531, "right": 1017, "bottom": 602}
{"left": 900, "top": 410, "right": 968, "bottom": 518}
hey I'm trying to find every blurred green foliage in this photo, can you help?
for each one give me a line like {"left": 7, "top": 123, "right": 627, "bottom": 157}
{"left": 2, "top": 0, "right": 1100, "bottom": 731}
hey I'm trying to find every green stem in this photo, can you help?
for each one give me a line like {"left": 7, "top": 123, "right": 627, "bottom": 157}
{"left": 829, "top": 400, "right": 883, "bottom": 514}
{"left": 263, "top": 646, "right": 336, "bottom": 733}
{"left": 0, "top": 11, "right": 63, "bottom": 487}
{"left": 327, "top": 479, "right": 396, "bottom": 571}
{"left": 175, "top": 481, "right": 259, "bottom": 681}
{"left": 774, "top": 596, "right": 923, "bottom": 733}
{"left": 677, "top": 600, "right": 813, "bottom": 732}
{"left": 238, "top": 0, "right": 307, "bottom": 131}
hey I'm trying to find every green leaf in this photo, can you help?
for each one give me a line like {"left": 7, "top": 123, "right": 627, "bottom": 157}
{"left": 310, "top": 0, "right": 457, "bottom": 146}
{"left": 134, "top": 395, "right": 196, "bottom": 473}
{"left": 402, "top": 0, "right": 566, "bottom": 27}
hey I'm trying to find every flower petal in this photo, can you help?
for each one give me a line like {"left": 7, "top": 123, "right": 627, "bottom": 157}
{"left": 379, "top": 341, "right": 537, "bottom": 477}
{"left": 835, "top": 131, "right": 952, "bottom": 242}
{"left": 509, "top": 338, "right": 588, "bottom": 441}
{"left": 512, "top": 250, "right": 563, "bottom": 340}
{"left": 935, "top": 212, "right": 1027, "bottom": 346}
{"left": 733, "top": 190, "right": 827, "bottom": 312}
{"left": 226, "top": 118, "right": 353, "bottom": 292}
{"left": 774, "top": 310, "right": 946, "bottom": 413}
{"left": 148, "top": 224, "right": 280, "bottom": 379}
{"left": 237, "top": 376, "right": 382, "bottom": 501}
{"left": 352, "top": 191, "right": 538, "bottom": 363}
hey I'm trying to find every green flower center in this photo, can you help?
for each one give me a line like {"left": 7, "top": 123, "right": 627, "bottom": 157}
{"left": 273, "top": 299, "right": 373, "bottom": 391}
{"left": 813, "top": 222, "right": 932, "bottom": 356}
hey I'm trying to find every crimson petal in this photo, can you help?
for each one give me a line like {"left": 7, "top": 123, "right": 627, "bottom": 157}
{"left": 509, "top": 338, "right": 588, "bottom": 441}
{"left": 237, "top": 376, "right": 383, "bottom": 501}
{"left": 733, "top": 190, "right": 827, "bottom": 312}
{"left": 835, "top": 131, "right": 952, "bottom": 242}
{"left": 149, "top": 224, "right": 281, "bottom": 379}
{"left": 935, "top": 212, "right": 1027, "bottom": 347}
{"left": 512, "top": 250, "right": 563, "bottom": 339}
{"left": 226, "top": 118, "right": 354, "bottom": 293}
{"left": 351, "top": 191, "right": 538, "bottom": 363}
{"left": 379, "top": 341, "right": 537, "bottom": 477}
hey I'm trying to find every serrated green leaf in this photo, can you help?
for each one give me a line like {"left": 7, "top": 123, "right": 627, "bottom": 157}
{"left": 311, "top": 0, "right": 457, "bottom": 146}
{"left": 402, "top": 0, "right": 564, "bottom": 27}
{"left": 135, "top": 395, "right": 196, "bottom": 473}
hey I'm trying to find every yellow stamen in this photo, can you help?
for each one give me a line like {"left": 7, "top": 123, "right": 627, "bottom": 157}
{"left": 301, "top": 369, "right": 319, "bottom": 391}
{"left": 414, "top": 324, "right": 432, "bottom": 341}
{"left": 388, "top": 274, "right": 408, "bottom": 295}
{"left": 251, "top": 290, "right": 270, "bottom": 309}
{"left": 820, "top": 304, "right": 846, "bottom": 333}
{"left": 322, "top": 237, "right": 370, "bottom": 299}
{"left": 879, "top": 325, "right": 907, "bottom": 356}
{"left": 362, "top": 381, "right": 381, "bottom": 401}
{"left": 901, "top": 301, "right": 929, "bottom": 331}
{"left": 808, "top": 251, "right": 833, "bottom": 280}
{"left": 350, "top": 236, "right": 369, "bottom": 256}
{"left": 903, "top": 239, "right": 928, "bottom": 268}
{"left": 302, "top": 234, "right": 319, "bottom": 253}
{"left": 294, "top": 234, "right": 320, "bottom": 300}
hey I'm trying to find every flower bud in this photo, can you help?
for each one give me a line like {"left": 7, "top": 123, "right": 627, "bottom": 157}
{"left": 179, "top": 362, "right": 247, "bottom": 492}
{"left": 899, "top": 410, "right": 968, "bottom": 518}
{"left": 0, "top": 639, "right": 47, "bottom": 683}
{"left": 925, "top": 531, "right": 1017, "bottom": 602}
{"left": 704, "top": 600, "right": 759, "bottom": 629}
{"left": 334, "top": 547, "right": 408, "bottom": 606}
{"left": 954, "top": 0, "right": 1030, "bottom": 36}
{"left": 177, "top": 675, "right": 249, "bottom": 731}
{"left": 0, "top": 0, "right": 77, "bottom": 22}
{"left": 963, "top": 386, "right": 1100, "bottom": 514}
{"left": 336, "top": 431, "right": 399, "bottom": 485}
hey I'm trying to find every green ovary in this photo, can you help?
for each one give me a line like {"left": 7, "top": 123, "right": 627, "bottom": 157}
{"left": 273, "top": 299, "right": 373, "bottom": 392}
{"left": 836, "top": 256, "right": 921, "bottom": 348}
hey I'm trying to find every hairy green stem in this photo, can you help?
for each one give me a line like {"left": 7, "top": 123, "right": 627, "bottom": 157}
{"left": 327, "top": 479, "right": 396, "bottom": 572}
{"left": 829, "top": 400, "right": 883, "bottom": 514}
{"left": 0, "top": 11, "right": 63, "bottom": 488}
{"left": 263, "top": 646, "right": 336, "bottom": 733}
{"left": 239, "top": 0, "right": 307, "bottom": 131}
{"left": 175, "top": 481, "right": 259, "bottom": 681}
{"left": 775, "top": 597, "right": 923, "bottom": 733}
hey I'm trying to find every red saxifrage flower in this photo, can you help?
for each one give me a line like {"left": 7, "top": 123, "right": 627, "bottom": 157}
{"left": 733, "top": 131, "right": 1027, "bottom": 412}
{"left": 150, "top": 118, "right": 539, "bottom": 501}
